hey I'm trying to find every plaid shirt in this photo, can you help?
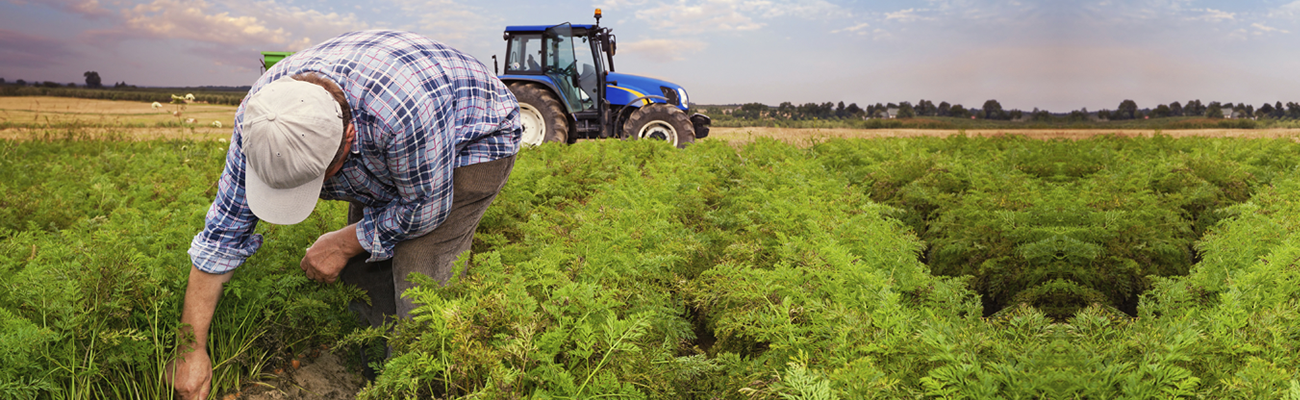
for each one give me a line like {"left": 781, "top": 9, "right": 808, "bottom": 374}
{"left": 189, "top": 30, "right": 521, "bottom": 274}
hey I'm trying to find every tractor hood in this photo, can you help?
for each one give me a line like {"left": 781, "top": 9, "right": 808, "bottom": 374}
{"left": 605, "top": 72, "right": 690, "bottom": 111}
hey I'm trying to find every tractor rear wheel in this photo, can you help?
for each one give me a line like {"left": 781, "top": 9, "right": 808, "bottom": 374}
{"left": 509, "top": 82, "right": 568, "bottom": 146}
{"left": 622, "top": 104, "right": 694, "bottom": 148}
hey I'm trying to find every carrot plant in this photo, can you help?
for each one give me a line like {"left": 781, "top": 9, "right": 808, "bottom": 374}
{"left": 0, "top": 136, "right": 358, "bottom": 399}
{"left": 9, "top": 133, "right": 1300, "bottom": 399}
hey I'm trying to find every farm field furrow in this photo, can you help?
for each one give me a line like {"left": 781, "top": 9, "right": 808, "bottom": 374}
{"left": 5, "top": 101, "right": 1300, "bottom": 398}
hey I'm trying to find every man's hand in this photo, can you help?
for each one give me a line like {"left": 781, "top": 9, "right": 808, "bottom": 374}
{"left": 167, "top": 347, "right": 212, "bottom": 400}
{"left": 302, "top": 223, "right": 364, "bottom": 283}
{"left": 171, "top": 266, "right": 231, "bottom": 400}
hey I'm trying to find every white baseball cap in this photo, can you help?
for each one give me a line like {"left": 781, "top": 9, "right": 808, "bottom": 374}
{"left": 241, "top": 76, "right": 344, "bottom": 225}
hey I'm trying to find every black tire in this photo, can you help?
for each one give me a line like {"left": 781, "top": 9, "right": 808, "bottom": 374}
{"left": 621, "top": 104, "right": 695, "bottom": 148}
{"left": 508, "top": 82, "right": 568, "bottom": 146}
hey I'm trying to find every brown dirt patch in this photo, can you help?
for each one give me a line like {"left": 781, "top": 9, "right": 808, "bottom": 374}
{"left": 225, "top": 351, "right": 364, "bottom": 400}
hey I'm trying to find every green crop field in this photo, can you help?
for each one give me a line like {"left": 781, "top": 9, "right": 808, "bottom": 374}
{"left": 5, "top": 132, "right": 1300, "bottom": 399}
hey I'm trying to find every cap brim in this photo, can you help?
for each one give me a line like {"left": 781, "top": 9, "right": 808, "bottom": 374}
{"left": 245, "top": 164, "right": 324, "bottom": 225}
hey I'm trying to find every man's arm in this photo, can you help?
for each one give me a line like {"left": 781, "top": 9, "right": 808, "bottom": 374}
{"left": 302, "top": 223, "right": 365, "bottom": 283}
{"left": 169, "top": 266, "right": 233, "bottom": 400}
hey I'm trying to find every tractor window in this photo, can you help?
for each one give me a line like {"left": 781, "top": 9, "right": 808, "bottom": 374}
{"left": 544, "top": 23, "right": 584, "bottom": 113}
{"left": 574, "top": 35, "right": 599, "bottom": 111}
{"left": 505, "top": 34, "right": 543, "bottom": 74}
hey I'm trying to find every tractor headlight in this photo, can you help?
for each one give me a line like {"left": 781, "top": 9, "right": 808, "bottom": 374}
{"left": 677, "top": 88, "right": 689, "bottom": 107}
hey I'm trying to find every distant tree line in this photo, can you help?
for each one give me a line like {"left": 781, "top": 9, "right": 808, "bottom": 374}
{"left": 704, "top": 98, "right": 1300, "bottom": 121}
{"left": 0, "top": 71, "right": 138, "bottom": 90}
{"left": 0, "top": 71, "right": 250, "bottom": 106}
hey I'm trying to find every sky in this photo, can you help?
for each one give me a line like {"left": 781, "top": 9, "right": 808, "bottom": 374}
{"left": 1, "top": 0, "right": 1298, "bottom": 112}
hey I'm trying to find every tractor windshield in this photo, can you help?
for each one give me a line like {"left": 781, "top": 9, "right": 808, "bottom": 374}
{"left": 544, "top": 23, "right": 585, "bottom": 113}
{"left": 505, "top": 34, "right": 543, "bottom": 73}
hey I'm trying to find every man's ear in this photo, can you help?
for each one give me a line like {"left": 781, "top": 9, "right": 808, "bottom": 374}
{"left": 344, "top": 123, "right": 356, "bottom": 144}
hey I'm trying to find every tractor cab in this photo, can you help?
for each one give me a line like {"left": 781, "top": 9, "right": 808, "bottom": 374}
{"left": 497, "top": 9, "right": 709, "bottom": 148}
{"left": 501, "top": 23, "right": 606, "bottom": 131}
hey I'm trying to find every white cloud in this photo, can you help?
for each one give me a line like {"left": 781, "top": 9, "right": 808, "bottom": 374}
{"left": 1190, "top": 8, "right": 1235, "bottom": 22}
{"left": 635, "top": 0, "right": 763, "bottom": 33}
{"left": 619, "top": 38, "right": 707, "bottom": 62}
{"left": 1251, "top": 22, "right": 1289, "bottom": 34}
{"left": 82, "top": 0, "right": 368, "bottom": 50}
{"left": 391, "top": 0, "right": 493, "bottom": 42}
{"left": 1270, "top": 1, "right": 1300, "bottom": 18}
{"left": 833, "top": 22, "right": 870, "bottom": 35}
{"left": 884, "top": 8, "right": 930, "bottom": 23}
{"left": 602, "top": 0, "right": 848, "bottom": 34}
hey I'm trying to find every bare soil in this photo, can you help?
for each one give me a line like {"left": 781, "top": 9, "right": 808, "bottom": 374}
{"left": 222, "top": 351, "right": 364, "bottom": 400}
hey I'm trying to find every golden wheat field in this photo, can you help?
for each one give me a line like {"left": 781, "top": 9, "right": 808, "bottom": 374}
{"left": 0, "top": 96, "right": 237, "bottom": 140}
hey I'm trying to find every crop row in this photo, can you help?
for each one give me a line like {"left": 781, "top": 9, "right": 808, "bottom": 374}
{"left": 3, "top": 135, "right": 1300, "bottom": 398}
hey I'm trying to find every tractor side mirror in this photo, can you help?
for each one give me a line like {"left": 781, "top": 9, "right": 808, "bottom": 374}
{"left": 608, "top": 35, "right": 616, "bottom": 56}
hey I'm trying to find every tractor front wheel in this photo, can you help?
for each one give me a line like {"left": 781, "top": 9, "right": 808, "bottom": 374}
{"left": 509, "top": 82, "right": 568, "bottom": 146}
{"left": 622, "top": 104, "right": 694, "bottom": 148}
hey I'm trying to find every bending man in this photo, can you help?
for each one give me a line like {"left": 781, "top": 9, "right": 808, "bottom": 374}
{"left": 170, "top": 30, "right": 521, "bottom": 399}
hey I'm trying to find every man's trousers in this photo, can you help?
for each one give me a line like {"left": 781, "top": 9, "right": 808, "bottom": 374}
{"left": 338, "top": 155, "right": 515, "bottom": 329}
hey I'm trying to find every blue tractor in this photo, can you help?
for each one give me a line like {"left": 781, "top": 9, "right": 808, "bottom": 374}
{"left": 494, "top": 9, "right": 710, "bottom": 148}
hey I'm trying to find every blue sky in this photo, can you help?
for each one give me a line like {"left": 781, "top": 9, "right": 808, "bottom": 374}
{"left": 1, "top": 0, "right": 1297, "bottom": 112}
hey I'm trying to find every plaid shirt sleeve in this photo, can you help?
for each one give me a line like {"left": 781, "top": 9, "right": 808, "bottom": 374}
{"left": 188, "top": 103, "right": 262, "bottom": 274}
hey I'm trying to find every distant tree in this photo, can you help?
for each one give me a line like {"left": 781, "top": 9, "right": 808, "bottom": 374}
{"left": 1152, "top": 104, "right": 1171, "bottom": 118}
{"left": 15, "top": 79, "right": 26, "bottom": 86}
{"left": 937, "top": 101, "right": 951, "bottom": 117}
{"left": 41, "top": 81, "right": 59, "bottom": 88}
{"left": 83, "top": 71, "right": 102, "bottom": 88}
{"left": 1031, "top": 108, "right": 1052, "bottom": 122}
{"left": 1097, "top": 109, "right": 1112, "bottom": 120}
{"left": 1287, "top": 102, "right": 1300, "bottom": 119}
{"left": 845, "top": 103, "right": 863, "bottom": 118}
{"left": 1112, "top": 100, "right": 1137, "bottom": 120}
{"left": 1244, "top": 104, "right": 1254, "bottom": 118}
{"left": 0, "top": 78, "right": 5, "bottom": 85}
{"left": 776, "top": 102, "right": 794, "bottom": 119}
{"left": 1008, "top": 109, "right": 1023, "bottom": 120}
{"left": 1068, "top": 110, "right": 1087, "bottom": 122}
{"left": 950, "top": 104, "right": 970, "bottom": 118}
{"left": 835, "top": 101, "right": 846, "bottom": 118}
{"left": 734, "top": 102, "right": 769, "bottom": 119}
{"left": 898, "top": 103, "right": 916, "bottom": 119}
{"left": 67, "top": 82, "right": 77, "bottom": 87}
{"left": 1168, "top": 101, "right": 1183, "bottom": 116}
{"left": 1257, "top": 103, "right": 1275, "bottom": 118}
{"left": 981, "top": 99, "right": 1005, "bottom": 120}
{"left": 916, "top": 99, "right": 936, "bottom": 116}
{"left": 1205, "top": 102, "right": 1223, "bottom": 119}
{"left": 1276, "top": 101, "right": 1287, "bottom": 118}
